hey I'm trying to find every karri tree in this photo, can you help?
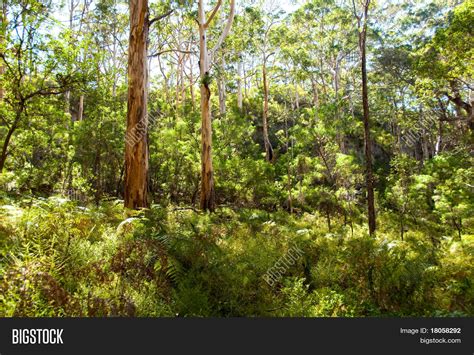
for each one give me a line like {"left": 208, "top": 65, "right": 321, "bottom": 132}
{"left": 124, "top": 0, "right": 173, "bottom": 208}
{"left": 197, "top": 0, "right": 235, "bottom": 211}
{"left": 124, "top": 0, "right": 150, "bottom": 208}
{"left": 353, "top": 0, "right": 376, "bottom": 235}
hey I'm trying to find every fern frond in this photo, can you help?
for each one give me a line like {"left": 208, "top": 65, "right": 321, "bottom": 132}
{"left": 165, "top": 256, "right": 185, "bottom": 285}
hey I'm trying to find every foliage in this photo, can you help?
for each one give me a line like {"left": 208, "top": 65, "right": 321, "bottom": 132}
{"left": 0, "top": 0, "right": 472, "bottom": 317}
{"left": 1, "top": 198, "right": 472, "bottom": 317}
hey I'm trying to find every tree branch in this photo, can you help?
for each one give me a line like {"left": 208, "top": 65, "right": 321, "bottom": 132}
{"left": 205, "top": 0, "right": 222, "bottom": 28}
{"left": 149, "top": 49, "right": 196, "bottom": 58}
{"left": 149, "top": 9, "right": 174, "bottom": 26}
{"left": 210, "top": 0, "right": 235, "bottom": 62}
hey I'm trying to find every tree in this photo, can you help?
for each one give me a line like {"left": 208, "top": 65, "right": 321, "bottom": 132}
{"left": 352, "top": 0, "right": 376, "bottom": 235}
{"left": 262, "top": 47, "right": 274, "bottom": 162}
{"left": 124, "top": 0, "right": 150, "bottom": 209}
{"left": 124, "top": 0, "right": 175, "bottom": 209}
{"left": 415, "top": 0, "right": 474, "bottom": 133}
{"left": 257, "top": 6, "right": 279, "bottom": 162}
{"left": 0, "top": 0, "right": 6, "bottom": 102}
{"left": 0, "top": 0, "right": 78, "bottom": 172}
{"left": 197, "top": 0, "right": 235, "bottom": 211}
{"left": 64, "top": 0, "right": 91, "bottom": 122}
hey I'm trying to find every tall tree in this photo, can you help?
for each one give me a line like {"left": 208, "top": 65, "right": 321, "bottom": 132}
{"left": 197, "top": 0, "right": 235, "bottom": 211}
{"left": 0, "top": 0, "right": 6, "bottom": 102}
{"left": 255, "top": 6, "right": 279, "bottom": 162}
{"left": 353, "top": 0, "right": 376, "bottom": 235}
{"left": 262, "top": 48, "right": 274, "bottom": 162}
{"left": 124, "top": 0, "right": 150, "bottom": 208}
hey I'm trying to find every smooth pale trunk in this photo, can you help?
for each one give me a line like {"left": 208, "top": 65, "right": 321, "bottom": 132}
{"left": 218, "top": 56, "right": 226, "bottom": 115}
{"left": 311, "top": 78, "right": 319, "bottom": 120}
{"left": 294, "top": 81, "right": 299, "bottom": 109}
{"left": 175, "top": 51, "right": 181, "bottom": 109}
{"left": 237, "top": 58, "right": 243, "bottom": 110}
{"left": 78, "top": 95, "right": 84, "bottom": 121}
{"left": 311, "top": 79, "right": 318, "bottom": 106}
{"left": 180, "top": 54, "right": 185, "bottom": 106}
{"left": 262, "top": 57, "right": 273, "bottom": 162}
{"left": 158, "top": 57, "right": 170, "bottom": 103}
{"left": 189, "top": 52, "right": 196, "bottom": 111}
{"left": 435, "top": 121, "right": 442, "bottom": 155}
{"left": 243, "top": 63, "right": 248, "bottom": 103}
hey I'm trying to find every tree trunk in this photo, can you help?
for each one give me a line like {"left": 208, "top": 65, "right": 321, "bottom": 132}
{"left": 0, "top": 1, "right": 6, "bottom": 102}
{"left": 189, "top": 51, "right": 196, "bottom": 111}
{"left": 94, "top": 144, "right": 102, "bottom": 205}
{"left": 158, "top": 56, "right": 170, "bottom": 104}
{"left": 359, "top": 4, "right": 376, "bottom": 236}
{"left": 285, "top": 115, "right": 293, "bottom": 213}
{"left": 180, "top": 52, "right": 186, "bottom": 107}
{"left": 0, "top": 105, "right": 23, "bottom": 172}
{"left": 198, "top": 0, "right": 215, "bottom": 211}
{"left": 0, "top": 126, "right": 14, "bottom": 172}
{"left": 196, "top": 0, "right": 234, "bottom": 211}
{"left": 78, "top": 94, "right": 84, "bottom": 121}
{"left": 311, "top": 78, "right": 319, "bottom": 108}
{"left": 294, "top": 81, "right": 299, "bottom": 109}
{"left": 243, "top": 62, "right": 248, "bottom": 107}
{"left": 64, "top": 0, "right": 77, "bottom": 116}
{"left": 237, "top": 56, "right": 243, "bottom": 110}
{"left": 435, "top": 120, "right": 442, "bottom": 155}
{"left": 262, "top": 57, "right": 273, "bottom": 162}
{"left": 175, "top": 51, "right": 181, "bottom": 109}
{"left": 311, "top": 77, "right": 319, "bottom": 122}
{"left": 112, "top": 4, "right": 118, "bottom": 97}
{"left": 218, "top": 56, "right": 226, "bottom": 115}
{"left": 124, "top": 0, "right": 149, "bottom": 209}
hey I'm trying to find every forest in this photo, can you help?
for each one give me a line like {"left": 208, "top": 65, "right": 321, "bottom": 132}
{"left": 0, "top": 0, "right": 473, "bottom": 317}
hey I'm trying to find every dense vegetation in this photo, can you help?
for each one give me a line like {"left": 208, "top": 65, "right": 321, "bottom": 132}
{"left": 0, "top": 0, "right": 473, "bottom": 317}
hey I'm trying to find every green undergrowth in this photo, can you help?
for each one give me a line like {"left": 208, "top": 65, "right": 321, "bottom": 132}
{"left": 1, "top": 195, "right": 472, "bottom": 317}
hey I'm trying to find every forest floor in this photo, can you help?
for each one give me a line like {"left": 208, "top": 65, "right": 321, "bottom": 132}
{"left": 1, "top": 194, "right": 473, "bottom": 317}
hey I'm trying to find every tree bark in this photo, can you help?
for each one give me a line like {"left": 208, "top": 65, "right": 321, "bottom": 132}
{"left": 197, "top": 0, "right": 235, "bottom": 211}
{"left": 294, "top": 81, "right": 299, "bottom": 109}
{"left": 124, "top": 0, "right": 149, "bottom": 209}
{"left": 188, "top": 50, "right": 196, "bottom": 111}
{"left": 175, "top": 49, "right": 184, "bottom": 110}
{"left": 0, "top": 0, "right": 6, "bottom": 102}
{"left": 262, "top": 56, "right": 273, "bottom": 162}
{"left": 198, "top": 0, "right": 215, "bottom": 211}
{"left": 445, "top": 82, "right": 474, "bottom": 132}
{"left": 0, "top": 106, "right": 23, "bottom": 172}
{"left": 64, "top": 0, "right": 77, "bottom": 117}
{"left": 0, "top": 126, "right": 14, "bottom": 172}
{"left": 237, "top": 55, "right": 243, "bottom": 110}
{"left": 357, "top": 0, "right": 376, "bottom": 235}
{"left": 311, "top": 77, "right": 319, "bottom": 122}
{"left": 285, "top": 114, "right": 293, "bottom": 213}
{"left": 218, "top": 56, "right": 226, "bottom": 115}
{"left": 78, "top": 94, "right": 84, "bottom": 121}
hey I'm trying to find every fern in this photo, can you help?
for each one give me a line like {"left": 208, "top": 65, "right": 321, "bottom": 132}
{"left": 155, "top": 234, "right": 172, "bottom": 249}
{"left": 165, "top": 256, "right": 185, "bottom": 285}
